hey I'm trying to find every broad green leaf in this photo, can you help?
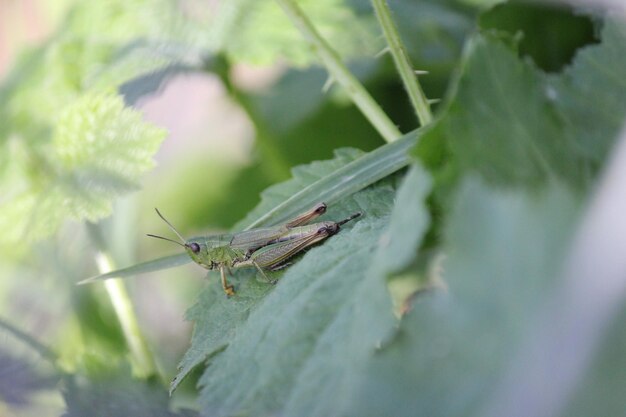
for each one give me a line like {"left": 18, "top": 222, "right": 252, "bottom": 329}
{"left": 549, "top": 17, "right": 626, "bottom": 167}
{"left": 197, "top": 185, "right": 395, "bottom": 416}
{"left": 479, "top": 2, "right": 596, "bottom": 72}
{"left": 428, "top": 32, "right": 584, "bottom": 186}
{"left": 175, "top": 156, "right": 431, "bottom": 415}
{"left": 0, "top": 1, "right": 193, "bottom": 257}
{"left": 172, "top": 148, "right": 380, "bottom": 391}
{"left": 415, "top": 15, "right": 626, "bottom": 189}
{"left": 169, "top": 275, "right": 273, "bottom": 394}
{"left": 346, "top": 178, "right": 582, "bottom": 417}
{"left": 283, "top": 163, "right": 432, "bottom": 417}
{"left": 0, "top": 92, "right": 165, "bottom": 254}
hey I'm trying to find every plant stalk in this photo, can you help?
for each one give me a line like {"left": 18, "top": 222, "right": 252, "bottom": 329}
{"left": 371, "top": 0, "right": 433, "bottom": 126}
{"left": 275, "top": 0, "right": 402, "bottom": 143}
{"left": 87, "top": 223, "right": 157, "bottom": 379}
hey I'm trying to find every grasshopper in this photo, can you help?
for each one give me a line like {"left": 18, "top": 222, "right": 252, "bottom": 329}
{"left": 147, "top": 203, "right": 361, "bottom": 296}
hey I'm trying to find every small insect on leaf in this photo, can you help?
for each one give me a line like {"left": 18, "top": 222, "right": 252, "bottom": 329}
{"left": 79, "top": 203, "right": 361, "bottom": 296}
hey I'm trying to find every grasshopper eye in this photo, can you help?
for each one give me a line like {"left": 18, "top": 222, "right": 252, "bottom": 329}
{"left": 188, "top": 242, "right": 201, "bottom": 253}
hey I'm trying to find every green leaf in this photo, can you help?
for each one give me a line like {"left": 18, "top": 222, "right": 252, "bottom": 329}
{"left": 196, "top": 185, "right": 395, "bottom": 416}
{"left": 345, "top": 178, "right": 582, "bottom": 417}
{"left": 172, "top": 148, "right": 375, "bottom": 392}
{"left": 173, "top": 151, "right": 432, "bottom": 415}
{"left": 53, "top": 91, "right": 165, "bottom": 217}
{"left": 429, "top": 33, "right": 584, "bottom": 186}
{"left": 549, "top": 17, "right": 626, "bottom": 167}
{"left": 170, "top": 275, "right": 273, "bottom": 394}
{"left": 0, "top": 92, "right": 165, "bottom": 254}
{"left": 415, "top": 15, "right": 626, "bottom": 189}
{"left": 281, "top": 163, "right": 432, "bottom": 417}
{"left": 479, "top": 2, "right": 597, "bottom": 72}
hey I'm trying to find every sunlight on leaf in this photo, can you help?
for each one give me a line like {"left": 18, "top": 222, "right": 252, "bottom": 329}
{"left": 0, "top": 92, "right": 165, "bottom": 255}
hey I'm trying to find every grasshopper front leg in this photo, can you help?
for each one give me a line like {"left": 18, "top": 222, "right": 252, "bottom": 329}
{"left": 220, "top": 266, "right": 236, "bottom": 297}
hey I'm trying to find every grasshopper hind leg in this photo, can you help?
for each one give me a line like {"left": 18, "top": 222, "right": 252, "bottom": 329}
{"left": 285, "top": 202, "right": 327, "bottom": 228}
{"left": 252, "top": 261, "right": 277, "bottom": 285}
{"left": 269, "top": 262, "right": 292, "bottom": 272}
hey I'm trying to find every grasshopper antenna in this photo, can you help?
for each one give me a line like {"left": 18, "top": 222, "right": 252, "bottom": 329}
{"left": 153, "top": 208, "right": 187, "bottom": 244}
{"left": 146, "top": 233, "right": 186, "bottom": 248}
{"left": 337, "top": 212, "right": 362, "bottom": 226}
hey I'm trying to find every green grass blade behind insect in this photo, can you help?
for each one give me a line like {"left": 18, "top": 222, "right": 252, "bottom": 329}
{"left": 78, "top": 253, "right": 191, "bottom": 284}
{"left": 78, "top": 127, "right": 423, "bottom": 283}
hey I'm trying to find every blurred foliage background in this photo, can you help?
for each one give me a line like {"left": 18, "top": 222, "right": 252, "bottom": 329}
{"left": 0, "top": 0, "right": 624, "bottom": 416}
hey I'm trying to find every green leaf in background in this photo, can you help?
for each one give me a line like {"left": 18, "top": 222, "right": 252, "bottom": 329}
{"left": 549, "top": 17, "right": 626, "bottom": 167}
{"left": 423, "top": 32, "right": 585, "bottom": 187}
{"left": 0, "top": 91, "right": 165, "bottom": 255}
{"left": 210, "top": 0, "right": 380, "bottom": 66}
{"left": 2, "top": 2, "right": 194, "bottom": 137}
{"left": 345, "top": 178, "right": 582, "bottom": 417}
{"left": 479, "top": 2, "right": 597, "bottom": 72}
{"left": 415, "top": 13, "right": 625, "bottom": 190}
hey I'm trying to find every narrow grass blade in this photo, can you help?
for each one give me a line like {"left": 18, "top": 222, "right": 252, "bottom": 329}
{"left": 79, "top": 127, "right": 423, "bottom": 284}
{"left": 78, "top": 253, "right": 191, "bottom": 284}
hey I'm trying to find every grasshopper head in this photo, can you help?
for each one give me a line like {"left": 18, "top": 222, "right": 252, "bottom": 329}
{"left": 184, "top": 238, "right": 209, "bottom": 266}
{"left": 148, "top": 208, "right": 211, "bottom": 267}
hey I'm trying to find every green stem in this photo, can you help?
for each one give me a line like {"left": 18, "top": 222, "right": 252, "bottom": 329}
{"left": 275, "top": 0, "right": 402, "bottom": 143}
{"left": 86, "top": 223, "right": 157, "bottom": 379}
{"left": 371, "top": 0, "right": 433, "bottom": 126}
